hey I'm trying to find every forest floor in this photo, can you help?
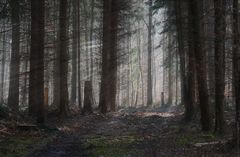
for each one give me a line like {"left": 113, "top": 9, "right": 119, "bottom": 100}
{"left": 0, "top": 106, "right": 239, "bottom": 157}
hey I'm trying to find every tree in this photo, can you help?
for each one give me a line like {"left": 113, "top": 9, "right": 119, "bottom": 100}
{"left": 71, "top": 0, "right": 77, "bottom": 106}
{"left": 167, "top": 33, "right": 173, "bottom": 106}
{"left": 232, "top": 0, "right": 240, "bottom": 147}
{"left": 8, "top": 0, "right": 20, "bottom": 113}
{"left": 214, "top": 0, "right": 226, "bottom": 134}
{"left": 90, "top": 0, "right": 95, "bottom": 82}
{"left": 0, "top": 22, "right": 6, "bottom": 104}
{"left": 99, "top": 0, "right": 119, "bottom": 113}
{"left": 175, "top": 0, "right": 194, "bottom": 121}
{"left": 99, "top": 0, "right": 111, "bottom": 113}
{"left": 29, "top": 0, "right": 45, "bottom": 123}
{"left": 77, "top": 0, "right": 82, "bottom": 109}
{"left": 59, "top": 0, "right": 69, "bottom": 117}
{"left": 82, "top": 81, "right": 93, "bottom": 115}
{"left": 147, "top": 0, "right": 153, "bottom": 106}
{"left": 189, "top": 0, "right": 211, "bottom": 131}
{"left": 53, "top": 0, "right": 60, "bottom": 110}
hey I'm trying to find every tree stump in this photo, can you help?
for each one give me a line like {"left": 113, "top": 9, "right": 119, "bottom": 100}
{"left": 161, "top": 92, "right": 165, "bottom": 106}
{"left": 44, "top": 87, "right": 49, "bottom": 111}
{"left": 82, "top": 81, "right": 93, "bottom": 115}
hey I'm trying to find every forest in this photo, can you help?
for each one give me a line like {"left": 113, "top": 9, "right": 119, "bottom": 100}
{"left": 0, "top": 0, "right": 240, "bottom": 156}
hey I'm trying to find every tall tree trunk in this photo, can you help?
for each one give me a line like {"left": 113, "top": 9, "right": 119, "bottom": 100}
{"left": 127, "top": 34, "right": 131, "bottom": 107}
{"left": 53, "top": 0, "right": 60, "bottom": 109}
{"left": 8, "top": 0, "right": 20, "bottom": 113}
{"left": 71, "top": 0, "right": 77, "bottom": 106}
{"left": 186, "top": 0, "right": 197, "bottom": 121}
{"left": 90, "top": 0, "right": 95, "bottom": 82}
{"left": 77, "top": 0, "right": 82, "bottom": 109}
{"left": 59, "top": 0, "right": 69, "bottom": 117}
{"left": 175, "top": 53, "right": 179, "bottom": 105}
{"left": 22, "top": 27, "right": 30, "bottom": 106}
{"left": 175, "top": 0, "right": 191, "bottom": 120}
{"left": 147, "top": 0, "right": 153, "bottom": 106}
{"left": 83, "top": 0, "right": 90, "bottom": 79}
{"left": 99, "top": 0, "right": 118, "bottom": 113}
{"left": 29, "top": 0, "right": 45, "bottom": 123}
{"left": 205, "top": 0, "right": 215, "bottom": 111}
{"left": 135, "top": 26, "right": 142, "bottom": 106}
{"left": 0, "top": 22, "right": 6, "bottom": 104}
{"left": 137, "top": 23, "right": 144, "bottom": 106}
{"left": 99, "top": 0, "right": 112, "bottom": 113}
{"left": 108, "top": 0, "right": 118, "bottom": 112}
{"left": 214, "top": 0, "right": 226, "bottom": 134}
{"left": 232, "top": 0, "right": 240, "bottom": 147}
{"left": 189, "top": 0, "right": 212, "bottom": 131}
{"left": 167, "top": 34, "right": 173, "bottom": 106}
{"left": 162, "top": 41, "right": 166, "bottom": 106}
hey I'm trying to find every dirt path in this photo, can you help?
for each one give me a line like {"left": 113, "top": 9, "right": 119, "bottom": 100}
{"left": 28, "top": 109, "right": 239, "bottom": 157}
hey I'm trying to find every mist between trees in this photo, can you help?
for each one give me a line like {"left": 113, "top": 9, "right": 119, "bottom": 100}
{"left": 0, "top": 0, "right": 240, "bottom": 152}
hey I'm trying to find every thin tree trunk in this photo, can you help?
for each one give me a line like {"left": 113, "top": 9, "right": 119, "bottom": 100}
{"left": 8, "top": 0, "right": 20, "bottom": 112}
{"left": 127, "top": 34, "right": 130, "bottom": 107}
{"left": 232, "top": 0, "right": 240, "bottom": 147}
{"left": 22, "top": 29, "right": 30, "bottom": 106}
{"left": 90, "top": 0, "right": 95, "bottom": 82}
{"left": 53, "top": 0, "right": 60, "bottom": 109}
{"left": 83, "top": 0, "right": 89, "bottom": 79}
{"left": 167, "top": 34, "right": 173, "bottom": 106}
{"left": 137, "top": 26, "right": 144, "bottom": 106}
{"left": 175, "top": 53, "right": 179, "bottom": 105}
{"left": 147, "top": 0, "right": 153, "bottom": 106}
{"left": 0, "top": 22, "right": 6, "bottom": 104}
{"left": 71, "top": 0, "right": 77, "bottom": 106}
{"left": 109, "top": 0, "right": 118, "bottom": 112}
{"left": 77, "top": 0, "right": 82, "bottom": 109}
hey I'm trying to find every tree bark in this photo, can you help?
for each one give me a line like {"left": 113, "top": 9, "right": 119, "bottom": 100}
{"left": 214, "top": 0, "right": 226, "bottom": 135}
{"left": 29, "top": 0, "right": 45, "bottom": 123}
{"left": 82, "top": 81, "right": 93, "bottom": 115}
{"left": 108, "top": 0, "right": 118, "bottom": 112}
{"left": 77, "top": 0, "right": 82, "bottom": 109}
{"left": 0, "top": 22, "right": 6, "bottom": 104}
{"left": 189, "top": 0, "right": 212, "bottom": 131}
{"left": 59, "top": 0, "right": 69, "bottom": 117}
{"left": 53, "top": 0, "right": 60, "bottom": 109}
{"left": 83, "top": 0, "right": 90, "bottom": 79}
{"left": 232, "top": 0, "right": 240, "bottom": 147}
{"left": 99, "top": 0, "right": 112, "bottom": 113}
{"left": 71, "top": 0, "right": 77, "bottom": 106}
{"left": 186, "top": 0, "right": 197, "bottom": 121}
{"left": 99, "top": 0, "right": 118, "bottom": 113}
{"left": 175, "top": 0, "right": 192, "bottom": 120}
{"left": 8, "top": 0, "right": 20, "bottom": 113}
{"left": 90, "top": 0, "right": 95, "bottom": 82}
{"left": 147, "top": 0, "right": 153, "bottom": 106}
{"left": 167, "top": 33, "right": 173, "bottom": 106}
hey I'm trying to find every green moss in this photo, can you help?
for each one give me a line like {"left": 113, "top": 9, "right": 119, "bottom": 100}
{"left": 176, "top": 132, "right": 219, "bottom": 147}
{"left": 0, "top": 136, "right": 51, "bottom": 157}
{"left": 176, "top": 135, "right": 194, "bottom": 146}
{"left": 81, "top": 135, "right": 145, "bottom": 157}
